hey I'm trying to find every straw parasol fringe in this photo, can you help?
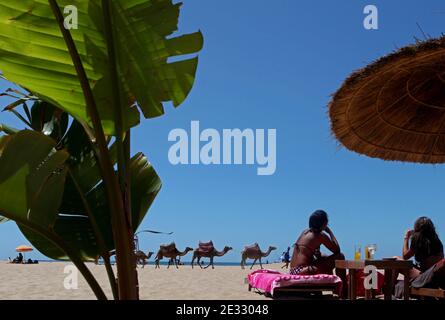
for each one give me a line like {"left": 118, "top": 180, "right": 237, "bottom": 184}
{"left": 329, "top": 35, "right": 445, "bottom": 164}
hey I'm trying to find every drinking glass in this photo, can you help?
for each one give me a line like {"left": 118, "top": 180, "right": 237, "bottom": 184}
{"left": 368, "top": 244, "right": 377, "bottom": 259}
{"left": 354, "top": 245, "right": 361, "bottom": 260}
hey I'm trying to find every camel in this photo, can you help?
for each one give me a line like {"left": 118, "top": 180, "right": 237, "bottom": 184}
{"left": 135, "top": 250, "right": 154, "bottom": 268}
{"left": 191, "top": 241, "right": 233, "bottom": 269}
{"left": 240, "top": 243, "right": 277, "bottom": 269}
{"left": 97, "top": 250, "right": 153, "bottom": 268}
{"left": 155, "top": 243, "right": 193, "bottom": 269}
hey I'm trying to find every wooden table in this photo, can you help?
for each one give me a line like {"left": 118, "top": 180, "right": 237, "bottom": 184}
{"left": 335, "top": 260, "right": 413, "bottom": 300}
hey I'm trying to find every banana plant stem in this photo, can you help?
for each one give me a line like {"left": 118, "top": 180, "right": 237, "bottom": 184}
{"left": 49, "top": 0, "right": 138, "bottom": 299}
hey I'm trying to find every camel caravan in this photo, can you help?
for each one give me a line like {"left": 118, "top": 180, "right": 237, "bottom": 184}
{"left": 129, "top": 240, "right": 277, "bottom": 269}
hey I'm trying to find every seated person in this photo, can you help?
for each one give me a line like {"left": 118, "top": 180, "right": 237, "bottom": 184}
{"left": 13, "top": 253, "right": 23, "bottom": 264}
{"left": 393, "top": 217, "right": 444, "bottom": 297}
{"left": 289, "top": 210, "right": 347, "bottom": 298}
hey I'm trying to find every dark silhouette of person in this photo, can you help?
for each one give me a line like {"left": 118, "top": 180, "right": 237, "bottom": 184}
{"left": 281, "top": 247, "right": 291, "bottom": 269}
{"left": 13, "top": 253, "right": 23, "bottom": 264}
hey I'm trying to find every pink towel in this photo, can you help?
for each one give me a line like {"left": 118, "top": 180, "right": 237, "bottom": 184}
{"left": 248, "top": 269, "right": 342, "bottom": 296}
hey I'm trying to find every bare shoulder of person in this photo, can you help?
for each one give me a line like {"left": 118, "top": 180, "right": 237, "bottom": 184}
{"left": 298, "top": 229, "right": 309, "bottom": 239}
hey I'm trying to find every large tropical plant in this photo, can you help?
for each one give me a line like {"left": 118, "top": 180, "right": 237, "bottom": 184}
{"left": 0, "top": 98, "right": 162, "bottom": 299}
{"left": 0, "top": 0, "right": 203, "bottom": 299}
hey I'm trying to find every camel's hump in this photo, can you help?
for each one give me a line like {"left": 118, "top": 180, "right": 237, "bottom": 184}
{"left": 244, "top": 243, "right": 260, "bottom": 250}
{"left": 199, "top": 240, "right": 214, "bottom": 247}
{"left": 160, "top": 242, "right": 176, "bottom": 249}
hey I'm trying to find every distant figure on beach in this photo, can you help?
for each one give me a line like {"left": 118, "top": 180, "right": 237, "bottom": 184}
{"left": 289, "top": 210, "right": 347, "bottom": 298}
{"left": 281, "top": 247, "right": 291, "bottom": 269}
{"left": 12, "top": 253, "right": 23, "bottom": 264}
{"left": 392, "top": 217, "right": 445, "bottom": 298}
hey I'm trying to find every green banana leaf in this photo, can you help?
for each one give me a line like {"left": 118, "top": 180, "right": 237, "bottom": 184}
{"left": 0, "top": 136, "right": 7, "bottom": 224}
{"left": 7, "top": 121, "right": 161, "bottom": 260}
{"left": 0, "top": 130, "right": 68, "bottom": 232}
{"left": 20, "top": 151, "right": 162, "bottom": 260}
{"left": 44, "top": 120, "right": 161, "bottom": 260}
{"left": 0, "top": 0, "right": 203, "bottom": 135}
{"left": 30, "top": 101, "right": 69, "bottom": 140}
{"left": 0, "top": 124, "right": 19, "bottom": 135}
{"left": 0, "top": 134, "right": 11, "bottom": 155}
{"left": 0, "top": 97, "right": 162, "bottom": 260}
{"left": 17, "top": 118, "right": 108, "bottom": 260}
{"left": 130, "top": 152, "right": 162, "bottom": 229}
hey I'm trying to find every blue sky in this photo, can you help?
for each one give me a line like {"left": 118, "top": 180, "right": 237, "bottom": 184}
{"left": 1, "top": 0, "right": 445, "bottom": 263}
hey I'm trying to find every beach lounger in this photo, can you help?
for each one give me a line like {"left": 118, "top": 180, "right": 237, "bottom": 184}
{"left": 247, "top": 269, "right": 342, "bottom": 298}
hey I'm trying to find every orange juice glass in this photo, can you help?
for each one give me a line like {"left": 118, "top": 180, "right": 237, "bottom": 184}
{"left": 354, "top": 245, "right": 361, "bottom": 260}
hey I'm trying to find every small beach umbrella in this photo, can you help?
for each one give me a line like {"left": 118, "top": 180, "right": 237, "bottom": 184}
{"left": 329, "top": 36, "right": 445, "bottom": 164}
{"left": 15, "top": 245, "right": 33, "bottom": 252}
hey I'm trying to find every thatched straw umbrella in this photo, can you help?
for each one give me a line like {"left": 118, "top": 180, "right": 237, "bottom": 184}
{"left": 329, "top": 35, "right": 445, "bottom": 163}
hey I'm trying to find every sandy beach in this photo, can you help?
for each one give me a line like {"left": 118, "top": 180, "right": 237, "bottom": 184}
{"left": 0, "top": 261, "right": 286, "bottom": 300}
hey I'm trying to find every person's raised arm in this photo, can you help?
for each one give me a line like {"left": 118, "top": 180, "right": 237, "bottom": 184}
{"left": 321, "top": 227, "right": 341, "bottom": 254}
{"left": 402, "top": 229, "right": 414, "bottom": 260}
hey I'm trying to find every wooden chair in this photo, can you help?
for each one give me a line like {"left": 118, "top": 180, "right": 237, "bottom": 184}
{"left": 410, "top": 287, "right": 445, "bottom": 300}
{"left": 409, "top": 259, "right": 445, "bottom": 299}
